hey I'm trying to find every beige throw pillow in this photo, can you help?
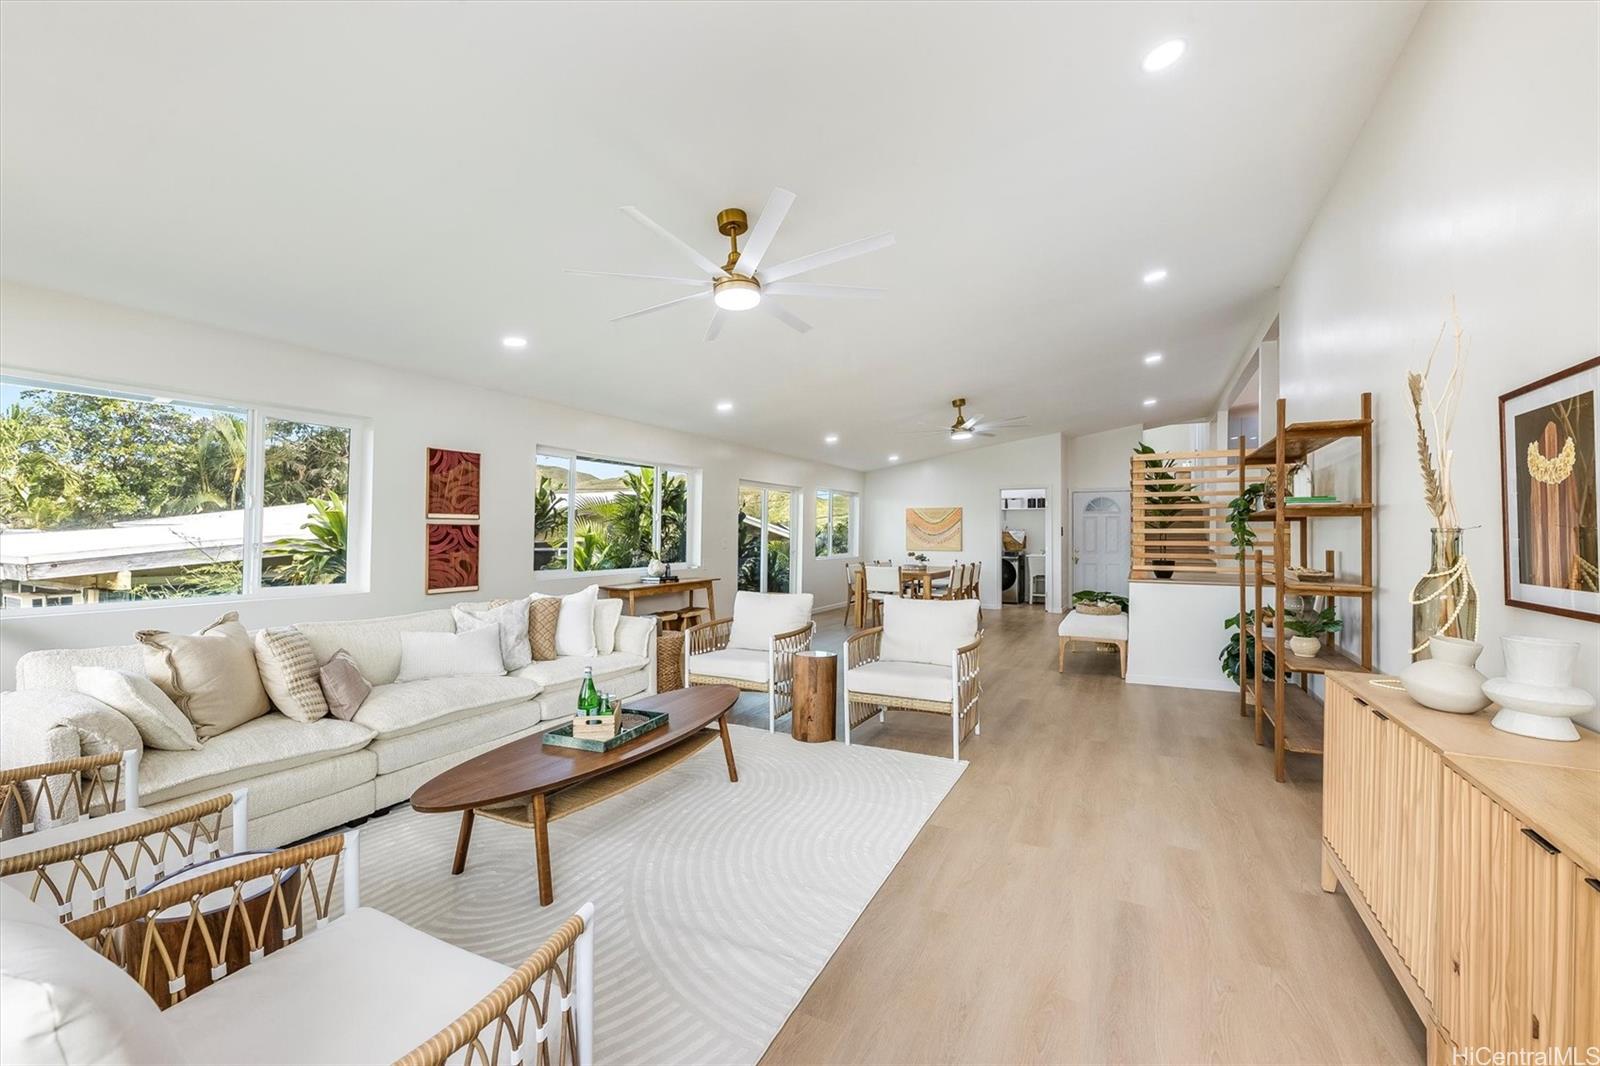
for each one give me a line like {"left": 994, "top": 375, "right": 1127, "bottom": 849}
{"left": 253, "top": 627, "right": 330, "bottom": 723}
{"left": 319, "top": 650, "right": 372, "bottom": 720}
{"left": 136, "top": 612, "right": 269, "bottom": 740}
{"left": 72, "top": 667, "right": 202, "bottom": 751}
{"left": 528, "top": 597, "right": 562, "bottom": 661}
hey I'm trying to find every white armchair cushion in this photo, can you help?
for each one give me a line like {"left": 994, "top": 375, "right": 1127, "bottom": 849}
{"left": 395, "top": 627, "right": 505, "bottom": 682}
{"left": 1, "top": 884, "right": 184, "bottom": 1066}
{"left": 688, "top": 648, "right": 770, "bottom": 685}
{"left": 166, "top": 906, "right": 512, "bottom": 1066}
{"left": 727, "top": 591, "right": 814, "bottom": 652}
{"left": 879, "top": 598, "right": 980, "bottom": 667}
{"left": 452, "top": 596, "right": 534, "bottom": 671}
{"left": 846, "top": 660, "right": 952, "bottom": 703}
{"left": 1059, "top": 611, "right": 1128, "bottom": 641}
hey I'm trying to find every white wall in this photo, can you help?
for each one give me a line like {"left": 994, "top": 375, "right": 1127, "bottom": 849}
{"left": 1272, "top": 2, "right": 1599, "bottom": 727}
{"left": 862, "top": 433, "right": 1064, "bottom": 610}
{"left": 0, "top": 282, "right": 864, "bottom": 686}
{"left": 1126, "top": 581, "right": 1239, "bottom": 692}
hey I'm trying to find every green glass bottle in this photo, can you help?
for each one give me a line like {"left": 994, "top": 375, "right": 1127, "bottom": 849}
{"left": 577, "top": 667, "right": 599, "bottom": 717}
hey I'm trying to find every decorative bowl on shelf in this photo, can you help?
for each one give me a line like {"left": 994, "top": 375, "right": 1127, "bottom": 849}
{"left": 1289, "top": 567, "right": 1334, "bottom": 583}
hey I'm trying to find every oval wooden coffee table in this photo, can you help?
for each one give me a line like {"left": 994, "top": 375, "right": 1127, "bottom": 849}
{"left": 412, "top": 685, "right": 740, "bottom": 906}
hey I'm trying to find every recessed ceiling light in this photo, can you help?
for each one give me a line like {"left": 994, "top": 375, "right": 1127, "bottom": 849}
{"left": 501, "top": 335, "right": 528, "bottom": 350}
{"left": 715, "top": 400, "right": 734, "bottom": 413}
{"left": 824, "top": 434, "right": 839, "bottom": 444}
{"left": 1142, "top": 268, "right": 1168, "bottom": 286}
{"left": 1142, "top": 39, "right": 1187, "bottom": 74}
{"left": 1143, "top": 398, "right": 1158, "bottom": 407}
{"left": 1144, "top": 352, "right": 1164, "bottom": 365}
{"left": 887, "top": 454, "right": 900, "bottom": 462}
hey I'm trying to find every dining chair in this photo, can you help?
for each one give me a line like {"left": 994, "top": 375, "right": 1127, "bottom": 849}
{"left": 936, "top": 562, "right": 964, "bottom": 600}
{"left": 864, "top": 564, "right": 901, "bottom": 626}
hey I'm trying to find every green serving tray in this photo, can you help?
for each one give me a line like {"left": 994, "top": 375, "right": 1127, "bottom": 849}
{"left": 542, "top": 709, "right": 669, "bottom": 753}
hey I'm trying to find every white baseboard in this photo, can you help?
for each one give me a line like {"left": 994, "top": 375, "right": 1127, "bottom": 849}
{"left": 814, "top": 601, "right": 846, "bottom": 614}
{"left": 1125, "top": 672, "right": 1237, "bottom": 693}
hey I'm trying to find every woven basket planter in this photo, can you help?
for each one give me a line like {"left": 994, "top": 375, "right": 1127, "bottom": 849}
{"left": 656, "top": 630, "right": 685, "bottom": 692}
{"left": 1075, "top": 602, "right": 1123, "bottom": 616}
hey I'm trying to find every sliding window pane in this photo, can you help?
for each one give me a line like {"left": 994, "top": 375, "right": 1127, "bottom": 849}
{"left": 814, "top": 490, "right": 832, "bottom": 556}
{"left": 261, "top": 418, "right": 351, "bottom": 587}
{"left": 0, "top": 380, "right": 245, "bottom": 607}
{"left": 765, "top": 488, "right": 792, "bottom": 593}
{"left": 738, "top": 485, "right": 763, "bottom": 592}
{"left": 535, "top": 454, "right": 571, "bottom": 571}
{"left": 660, "top": 468, "right": 688, "bottom": 564}
{"left": 831, "top": 492, "right": 852, "bottom": 555}
{"left": 575, "top": 455, "right": 651, "bottom": 571}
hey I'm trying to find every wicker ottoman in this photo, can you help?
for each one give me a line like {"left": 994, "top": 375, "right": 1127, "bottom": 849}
{"left": 656, "top": 630, "right": 685, "bottom": 692}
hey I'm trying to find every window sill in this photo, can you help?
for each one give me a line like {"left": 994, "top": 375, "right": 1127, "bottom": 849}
{"left": 0, "top": 582, "right": 370, "bottom": 620}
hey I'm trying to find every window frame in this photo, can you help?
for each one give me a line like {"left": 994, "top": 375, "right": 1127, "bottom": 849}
{"left": 533, "top": 446, "right": 701, "bottom": 578}
{"left": 813, "top": 488, "right": 858, "bottom": 560}
{"left": 0, "top": 370, "right": 370, "bottom": 616}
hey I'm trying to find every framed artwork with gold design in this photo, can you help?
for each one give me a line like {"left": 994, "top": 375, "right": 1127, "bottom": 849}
{"left": 1499, "top": 356, "right": 1599, "bottom": 622}
{"left": 906, "top": 507, "right": 963, "bottom": 552}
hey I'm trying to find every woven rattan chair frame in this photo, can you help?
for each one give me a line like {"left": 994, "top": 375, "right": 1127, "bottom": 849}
{"left": 684, "top": 616, "right": 815, "bottom": 732}
{"left": 0, "top": 750, "right": 139, "bottom": 840}
{"left": 843, "top": 625, "right": 983, "bottom": 760}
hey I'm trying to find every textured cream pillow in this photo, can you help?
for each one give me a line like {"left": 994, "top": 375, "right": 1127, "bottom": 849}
{"left": 72, "top": 667, "right": 201, "bottom": 751}
{"left": 452, "top": 596, "right": 533, "bottom": 671}
{"left": 253, "top": 627, "right": 330, "bottom": 723}
{"left": 136, "top": 612, "right": 269, "bottom": 740}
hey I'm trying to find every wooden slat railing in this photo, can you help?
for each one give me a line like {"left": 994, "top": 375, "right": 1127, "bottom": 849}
{"left": 1130, "top": 447, "right": 1276, "bottom": 582}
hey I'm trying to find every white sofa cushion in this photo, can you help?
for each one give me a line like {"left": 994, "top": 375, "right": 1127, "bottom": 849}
{"left": 879, "top": 598, "right": 980, "bottom": 667}
{"left": 395, "top": 627, "right": 505, "bottom": 682}
{"left": 354, "top": 675, "right": 543, "bottom": 741}
{"left": 73, "top": 667, "right": 201, "bottom": 751}
{"left": 727, "top": 591, "right": 814, "bottom": 652}
{"left": 166, "top": 906, "right": 512, "bottom": 1066}
{"left": 533, "top": 585, "right": 599, "bottom": 658}
{"left": 452, "top": 596, "right": 534, "bottom": 671}
{"left": 135, "top": 612, "right": 271, "bottom": 740}
{"left": 1, "top": 883, "right": 185, "bottom": 1066}
{"left": 1060, "top": 610, "right": 1129, "bottom": 641}
{"left": 511, "top": 653, "right": 648, "bottom": 696}
{"left": 15, "top": 645, "right": 143, "bottom": 693}
{"left": 614, "top": 614, "right": 655, "bottom": 658}
{"left": 138, "top": 714, "right": 373, "bottom": 805}
{"left": 593, "top": 597, "right": 624, "bottom": 654}
{"left": 294, "top": 610, "right": 456, "bottom": 686}
{"left": 688, "top": 648, "right": 769, "bottom": 685}
{"left": 847, "top": 660, "right": 953, "bottom": 704}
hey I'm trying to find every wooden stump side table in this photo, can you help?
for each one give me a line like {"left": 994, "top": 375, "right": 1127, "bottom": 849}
{"left": 792, "top": 650, "right": 837, "bottom": 742}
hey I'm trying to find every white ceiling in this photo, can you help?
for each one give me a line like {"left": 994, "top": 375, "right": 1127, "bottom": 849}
{"left": 0, "top": 1, "right": 1421, "bottom": 471}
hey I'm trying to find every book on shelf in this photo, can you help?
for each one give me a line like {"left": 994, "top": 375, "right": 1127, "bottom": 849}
{"left": 1285, "top": 495, "right": 1338, "bottom": 504}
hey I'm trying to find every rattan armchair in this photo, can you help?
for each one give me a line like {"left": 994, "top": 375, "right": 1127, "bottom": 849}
{"left": 842, "top": 598, "right": 983, "bottom": 761}
{"left": 0, "top": 789, "right": 248, "bottom": 922}
{"left": 0, "top": 749, "right": 141, "bottom": 840}
{"left": 26, "top": 829, "right": 596, "bottom": 1065}
{"left": 685, "top": 591, "right": 815, "bottom": 732}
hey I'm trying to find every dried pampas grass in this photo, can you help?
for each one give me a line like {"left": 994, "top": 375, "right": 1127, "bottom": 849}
{"left": 1409, "top": 299, "right": 1467, "bottom": 530}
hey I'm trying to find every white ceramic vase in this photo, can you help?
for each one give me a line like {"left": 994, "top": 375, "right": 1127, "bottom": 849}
{"left": 1399, "top": 634, "right": 1490, "bottom": 714}
{"left": 646, "top": 558, "right": 665, "bottom": 578}
{"left": 1483, "top": 636, "right": 1595, "bottom": 742}
{"left": 1287, "top": 635, "right": 1321, "bottom": 658}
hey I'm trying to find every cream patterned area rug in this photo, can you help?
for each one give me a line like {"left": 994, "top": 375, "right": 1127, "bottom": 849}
{"left": 357, "top": 724, "right": 966, "bottom": 1065}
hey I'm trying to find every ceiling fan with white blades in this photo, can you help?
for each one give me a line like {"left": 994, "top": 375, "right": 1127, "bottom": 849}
{"left": 911, "top": 398, "right": 1031, "bottom": 441}
{"left": 566, "top": 188, "right": 894, "bottom": 340}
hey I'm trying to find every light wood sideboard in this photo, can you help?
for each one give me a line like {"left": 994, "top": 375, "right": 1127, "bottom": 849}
{"left": 1321, "top": 672, "right": 1600, "bottom": 1063}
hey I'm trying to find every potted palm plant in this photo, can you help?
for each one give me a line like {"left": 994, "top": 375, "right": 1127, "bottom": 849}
{"left": 1134, "top": 442, "right": 1200, "bottom": 578}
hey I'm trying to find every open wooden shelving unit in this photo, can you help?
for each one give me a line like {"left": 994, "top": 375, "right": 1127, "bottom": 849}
{"left": 1237, "top": 393, "right": 1375, "bottom": 781}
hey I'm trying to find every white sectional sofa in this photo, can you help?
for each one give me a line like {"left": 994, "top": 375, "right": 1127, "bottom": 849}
{"left": 1, "top": 604, "right": 657, "bottom": 847}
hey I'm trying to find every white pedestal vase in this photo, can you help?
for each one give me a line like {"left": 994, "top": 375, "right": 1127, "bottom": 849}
{"left": 1398, "top": 634, "right": 1491, "bottom": 714}
{"left": 1483, "top": 636, "right": 1595, "bottom": 742}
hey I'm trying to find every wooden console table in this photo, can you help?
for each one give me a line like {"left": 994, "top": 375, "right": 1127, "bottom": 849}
{"left": 600, "top": 577, "right": 718, "bottom": 622}
{"left": 1321, "top": 672, "right": 1599, "bottom": 1062}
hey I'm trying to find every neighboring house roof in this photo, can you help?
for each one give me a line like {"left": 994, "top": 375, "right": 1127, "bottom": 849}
{"left": 0, "top": 504, "right": 314, "bottom": 580}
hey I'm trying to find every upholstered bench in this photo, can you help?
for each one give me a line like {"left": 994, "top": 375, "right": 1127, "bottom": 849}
{"left": 1057, "top": 610, "right": 1128, "bottom": 678}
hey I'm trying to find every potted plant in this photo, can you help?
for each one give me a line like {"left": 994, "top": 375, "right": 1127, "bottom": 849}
{"left": 1284, "top": 604, "right": 1342, "bottom": 658}
{"left": 1228, "top": 483, "right": 1266, "bottom": 559}
{"left": 1134, "top": 442, "right": 1201, "bottom": 579}
{"left": 1220, "top": 607, "right": 1276, "bottom": 685}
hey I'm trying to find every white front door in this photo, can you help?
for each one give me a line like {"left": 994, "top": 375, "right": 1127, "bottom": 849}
{"left": 1071, "top": 491, "right": 1130, "bottom": 598}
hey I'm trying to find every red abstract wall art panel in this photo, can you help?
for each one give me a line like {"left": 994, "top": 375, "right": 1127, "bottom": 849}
{"left": 427, "top": 448, "right": 481, "bottom": 520}
{"left": 426, "top": 522, "right": 479, "bottom": 594}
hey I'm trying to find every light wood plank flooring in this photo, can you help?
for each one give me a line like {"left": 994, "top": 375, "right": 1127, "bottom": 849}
{"left": 728, "top": 604, "right": 1424, "bottom": 1064}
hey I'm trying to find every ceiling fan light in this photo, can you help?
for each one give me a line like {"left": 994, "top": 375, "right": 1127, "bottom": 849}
{"left": 713, "top": 276, "right": 761, "bottom": 311}
{"left": 950, "top": 429, "right": 973, "bottom": 442}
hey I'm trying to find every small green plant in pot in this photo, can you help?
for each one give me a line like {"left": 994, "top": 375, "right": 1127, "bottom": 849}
{"left": 1072, "top": 589, "right": 1129, "bottom": 612}
{"left": 1284, "top": 604, "right": 1342, "bottom": 658}
{"left": 1220, "top": 608, "right": 1277, "bottom": 685}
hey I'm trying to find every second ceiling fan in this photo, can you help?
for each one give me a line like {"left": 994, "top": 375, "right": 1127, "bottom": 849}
{"left": 567, "top": 187, "right": 894, "bottom": 340}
